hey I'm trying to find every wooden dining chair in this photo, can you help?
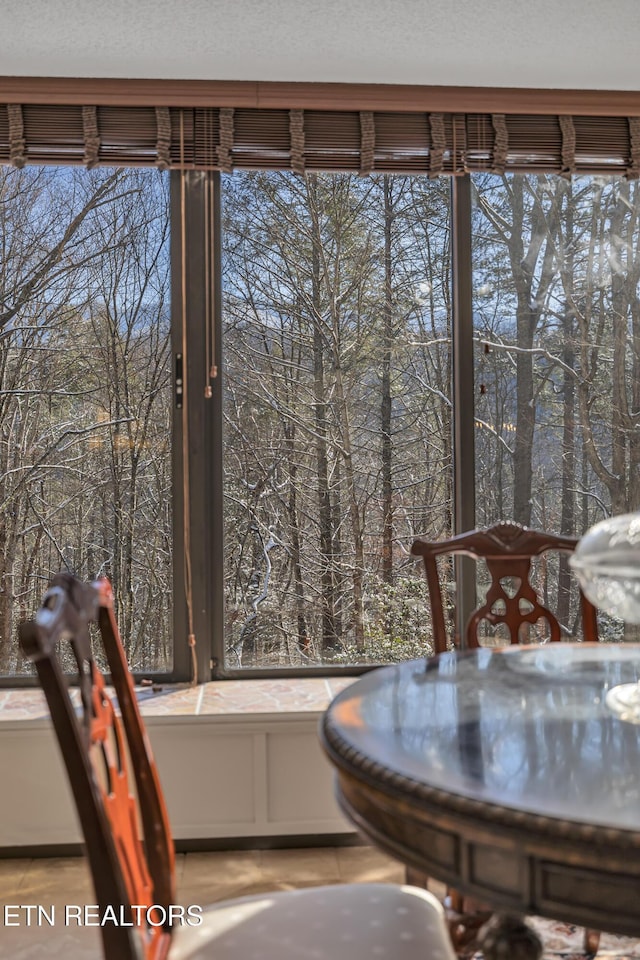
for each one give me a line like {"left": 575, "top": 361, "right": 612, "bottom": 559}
{"left": 411, "top": 520, "right": 599, "bottom": 653}
{"left": 411, "top": 521, "right": 600, "bottom": 955}
{"left": 19, "top": 572, "right": 457, "bottom": 960}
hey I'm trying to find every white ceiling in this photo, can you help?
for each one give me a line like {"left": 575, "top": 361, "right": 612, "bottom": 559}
{"left": 2, "top": 0, "right": 640, "bottom": 91}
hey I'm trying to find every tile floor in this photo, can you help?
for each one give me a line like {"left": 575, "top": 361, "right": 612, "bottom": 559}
{"left": 6, "top": 845, "right": 640, "bottom": 958}
{"left": 0, "top": 844, "right": 408, "bottom": 958}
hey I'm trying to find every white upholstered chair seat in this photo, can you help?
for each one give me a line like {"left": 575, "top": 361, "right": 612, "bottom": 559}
{"left": 171, "top": 882, "right": 457, "bottom": 960}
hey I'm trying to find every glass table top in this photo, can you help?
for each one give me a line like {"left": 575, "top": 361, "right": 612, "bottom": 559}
{"left": 327, "top": 644, "right": 640, "bottom": 832}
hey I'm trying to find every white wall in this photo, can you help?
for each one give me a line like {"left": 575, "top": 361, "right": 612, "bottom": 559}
{"left": 1, "top": 0, "right": 639, "bottom": 91}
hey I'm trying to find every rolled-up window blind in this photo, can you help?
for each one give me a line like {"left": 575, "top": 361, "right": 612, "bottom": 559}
{"left": 0, "top": 103, "right": 638, "bottom": 177}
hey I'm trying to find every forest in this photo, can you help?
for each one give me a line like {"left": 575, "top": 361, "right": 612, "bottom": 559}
{"left": 0, "top": 164, "right": 637, "bottom": 673}
{"left": 222, "top": 171, "right": 640, "bottom": 665}
{"left": 0, "top": 166, "right": 172, "bottom": 674}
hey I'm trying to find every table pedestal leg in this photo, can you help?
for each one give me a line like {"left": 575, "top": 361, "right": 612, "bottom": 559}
{"left": 404, "top": 868, "right": 545, "bottom": 959}
{"left": 477, "top": 913, "right": 543, "bottom": 960}
{"left": 584, "top": 928, "right": 600, "bottom": 955}
{"left": 405, "top": 866, "right": 429, "bottom": 888}
{"left": 447, "top": 905, "right": 493, "bottom": 955}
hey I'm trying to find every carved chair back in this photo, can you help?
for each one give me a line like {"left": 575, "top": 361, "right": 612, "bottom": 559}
{"left": 411, "top": 522, "right": 599, "bottom": 653}
{"left": 19, "top": 573, "right": 175, "bottom": 960}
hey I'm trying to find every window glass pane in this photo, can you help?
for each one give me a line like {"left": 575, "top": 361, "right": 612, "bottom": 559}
{"left": 472, "top": 173, "right": 637, "bottom": 640}
{"left": 222, "top": 172, "right": 452, "bottom": 668}
{"left": 0, "top": 166, "right": 172, "bottom": 675}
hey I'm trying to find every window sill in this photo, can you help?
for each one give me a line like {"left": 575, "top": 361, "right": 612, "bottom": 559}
{"left": 0, "top": 676, "right": 358, "bottom": 725}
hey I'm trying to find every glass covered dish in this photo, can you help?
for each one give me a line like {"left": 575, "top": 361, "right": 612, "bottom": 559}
{"left": 570, "top": 512, "right": 640, "bottom": 625}
{"left": 571, "top": 512, "right": 640, "bottom": 722}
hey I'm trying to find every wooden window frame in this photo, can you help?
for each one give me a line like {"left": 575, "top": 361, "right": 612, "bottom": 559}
{"left": 0, "top": 77, "right": 639, "bottom": 116}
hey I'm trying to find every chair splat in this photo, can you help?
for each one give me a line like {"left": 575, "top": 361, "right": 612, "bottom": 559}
{"left": 411, "top": 521, "right": 599, "bottom": 652}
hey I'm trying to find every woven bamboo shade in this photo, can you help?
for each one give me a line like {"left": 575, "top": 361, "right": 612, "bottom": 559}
{"left": 0, "top": 103, "right": 637, "bottom": 176}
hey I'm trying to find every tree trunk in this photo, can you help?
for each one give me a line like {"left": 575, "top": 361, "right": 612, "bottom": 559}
{"left": 285, "top": 423, "right": 309, "bottom": 654}
{"left": 381, "top": 177, "right": 394, "bottom": 588}
{"left": 334, "top": 367, "right": 366, "bottom": 650}
{"left": 510, "top": 179, "right": 540, "bottom": 526}
{"left": 307, "top": 175, "right": 339, "bottom": 652}
{"left": 557, "top": 182, "right": 575, "bottom": 628}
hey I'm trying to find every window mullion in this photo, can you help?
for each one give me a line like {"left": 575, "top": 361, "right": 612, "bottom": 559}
{"left": 171, "top": 169, "right": 216, "bottom": 682}
{"left": 451, "top": 174, "right": 477, "bottom": 646}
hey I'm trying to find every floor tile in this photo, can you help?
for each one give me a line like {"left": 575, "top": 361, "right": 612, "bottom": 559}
{"left": 180, "top": 849, "right": 262, "bottom": 888}
{"left": 177, "top": 879, "right": 286, "bottom": 908}
{"left": 1, "top": 920, "right": 101, "bottom": 960}
{"left": 0, "top": 858, "right": 31, "bottom": 898}
{"left": 173, "top": 851, "right": 186, "bottom": 884}
{"left": 16, "top": 857, "right": 93, "bottom": 898}
{"left": 336, "top": 845, "right": 404, "bottom": 883}
{"left": 259, "top": 847, "right": 340, "bottom": 883}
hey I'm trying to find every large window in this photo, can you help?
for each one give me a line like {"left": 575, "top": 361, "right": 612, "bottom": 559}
{"left": 472, "top": 173, "right": 640, "bottom": 641}
{"left": 217, "top": 170, "right": 640, "bottom": 670}
{"left": 0, "top": 166, "right": 172, "bottom": 676}
{"left": 222, "top": 172, "right": 451, "bottom": 668}
{"left": 2, "top": 95, "right": 640, "bottom": 678}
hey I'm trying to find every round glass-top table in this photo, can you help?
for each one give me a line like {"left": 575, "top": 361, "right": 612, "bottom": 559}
{"left": 320, "top": 644, "right": 640, "bottom": 936}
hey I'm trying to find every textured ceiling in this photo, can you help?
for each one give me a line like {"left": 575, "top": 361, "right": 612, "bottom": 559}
{"left": 2, "top": 0, "right": 640, "bottom": 90}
